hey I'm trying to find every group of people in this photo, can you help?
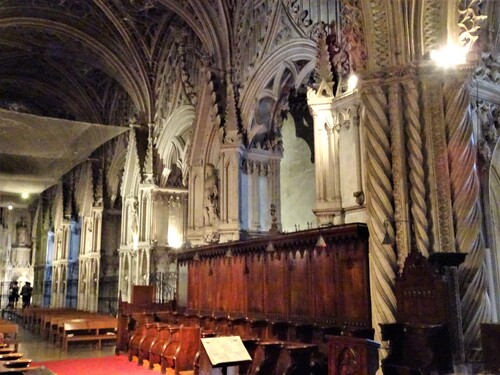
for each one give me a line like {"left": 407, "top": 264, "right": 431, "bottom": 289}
{"left": 7, "top": 281, "right": 32, "bottom": 308}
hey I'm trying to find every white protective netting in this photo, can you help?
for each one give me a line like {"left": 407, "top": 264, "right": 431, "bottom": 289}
{"left": 0, "top": 108, "right": 128, "bottom": 194}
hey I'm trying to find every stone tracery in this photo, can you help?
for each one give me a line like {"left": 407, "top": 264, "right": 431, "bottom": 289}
{"left": 0, "top": 0, "right": 498, "bottom": 369}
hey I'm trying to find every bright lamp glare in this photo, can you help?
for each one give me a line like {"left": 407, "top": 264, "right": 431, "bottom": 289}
{"left": 347, "top": 74, "right": 358, "bottom": 91}
{"left": 7, "top": 204, "right": 13, "bottom": 210}
{"left": 21, "top": 192, "right": 29, "bottom": 199}
{"left": 430, "top": 45, "right": 467, "bottom": 68}
{"left": 168, "top": 231, "right": 183, "bottom": 249}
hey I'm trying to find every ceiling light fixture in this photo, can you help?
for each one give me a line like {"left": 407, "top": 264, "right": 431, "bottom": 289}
{"left": 7, "top": 204, "right": 13, "bottom": 210}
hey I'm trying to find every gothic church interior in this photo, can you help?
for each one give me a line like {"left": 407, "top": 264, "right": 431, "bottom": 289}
{"left": 0, "top": 0, "right": 499, "bottom": 372}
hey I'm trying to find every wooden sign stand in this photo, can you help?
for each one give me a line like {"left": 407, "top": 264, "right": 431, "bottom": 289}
{"left": 198, "top": 336, "right": 252, "bottom": 375}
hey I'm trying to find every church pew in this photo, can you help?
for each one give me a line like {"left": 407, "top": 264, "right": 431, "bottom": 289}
{"left": 248, "top": 341, "right": 283, "bottom": 375}
{"left": 148, "top": 325, "right": 180, "bottom": 370}
{"left": 37, "top": 309, "right": 77, "bottom": 336}
{"left": 163, "top": 325, "right": 200, "bottom": 375}
{"left": 117, "top": 312, "right": 156, "bottom": 356}
{"left": 61, "top": 318, "right": 117, "bottom": 351}
{"left": 0, "top": 321, "right": 19, "bottom": 352}
{"left": 46, "top": 313, "right": 101, "bottom": 341}
{"left": 51, "top": 313, "right": 113, "bottom": 345}
{"left": 137, "top": 322, "right": 172, "bottom": 366}
{"left": 128, "top": 319, "right": 155, "bottom": 362}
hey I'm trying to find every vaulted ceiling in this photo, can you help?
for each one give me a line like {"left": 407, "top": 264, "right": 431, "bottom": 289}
{"left": 0, "top": 0, "right": 229, "bottom": 207}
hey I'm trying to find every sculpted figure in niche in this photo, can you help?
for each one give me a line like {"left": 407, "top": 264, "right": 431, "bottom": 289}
{"left": 203, "top": 163, "right": 219, "bottom": 225}
{"left": 16, "top": 217, "right": 28, "bottom": 246}
{"left": 166, "top": 164, "right": 183, "bottom": 188}
{"left": 130, "top": 200, "right": 139, "bottom": 243}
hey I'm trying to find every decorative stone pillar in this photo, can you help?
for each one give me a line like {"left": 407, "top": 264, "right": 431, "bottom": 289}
{"left": 218, "top": 144, "right": 241, "bottom": 242}
{"left": 360, "top": 82, "right": 396, "bottom": 349}
{"left": 308, "top": 83, "right": 337, "bottom": 225}
{"left": 443, "top": 76, "right": 492, "bottom": 358}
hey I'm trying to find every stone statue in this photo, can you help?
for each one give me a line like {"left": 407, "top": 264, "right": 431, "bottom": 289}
{"left": 130, "top": 200, "right": 139, "bottom": 243}
{"left": 16, "top": 217, "right": 28, "bottom": 246}
{"left": 203, "top": 163, "right": 219, "bottom": 225}
{"left": 166, "top": 164, "right": 183, "bottom": 188}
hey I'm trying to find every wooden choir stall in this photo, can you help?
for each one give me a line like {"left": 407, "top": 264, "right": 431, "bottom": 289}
{"left": 177, "top": 223, "right": 377, "bottom": 375}
{"left": 380, "top": 251, "right": 466, "bottom": 375}
{"left": 116, "top": 223, "right": 380, "bottom": 374}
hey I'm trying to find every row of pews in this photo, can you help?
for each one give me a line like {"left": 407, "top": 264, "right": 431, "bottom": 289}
{"left": 0, "top": 319, "right": 42, "bottom": 374}
{"left": 118, "top": 309, "right": 380, "bottom": 375}
{"left": 17, "top": 307, "right": 117, "bottom": 351}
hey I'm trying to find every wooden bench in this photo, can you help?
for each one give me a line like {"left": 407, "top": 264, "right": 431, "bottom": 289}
{"left": 61, "top": 318, "right": 117, "bottom": 351}
{"left": 0, "top": 321, "right": 19, "bottom": 352}
{"left": 168, "top": 325, "right": 201, "bottom": 375}
{"left": 149, "top": 325, "right": 180, "bottom": 371}
{"left": 137, "top": 323, "right": 174, "bottom": 366}
{"left": 39, "top": 310, "right": 79, "bottom": 337}
{"left": 50, "top": 313, "right": 111, "bottom": 344}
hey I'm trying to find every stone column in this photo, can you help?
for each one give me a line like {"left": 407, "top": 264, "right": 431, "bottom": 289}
{"left": 361, "top": 82, "right": 396, "bottom": 350}
{"left": 443, "top": 76, "right": 491, "bottom": 358}
{"left": 218, "top": 145, "right": 241, "bottom": 242}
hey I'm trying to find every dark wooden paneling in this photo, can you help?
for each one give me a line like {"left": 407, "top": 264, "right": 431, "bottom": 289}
{"left": 187, "top": 263, "right": 198, "bottom": 310}
{"left": 229, "top": 257, "right": 246, "bottom": 313}
{"left": 289, "top": 251, "right": 311, "bottom": 317}
{"left": 247, "top": 256, "right": 265, "bottom": 314}
{"left": 200, "top": 261, "right": 213, "bottom": 311}
{"left": 265, "top": 253, "right": 287, "bottom": 316}
{"left": 311, "top": 249, "right": 337, "bottom": 319}
{"left": 179, "top": 224, "right": 370, "bottom": 330}
{"left": 336, "top": 244, "right": 370, "bottom": 323}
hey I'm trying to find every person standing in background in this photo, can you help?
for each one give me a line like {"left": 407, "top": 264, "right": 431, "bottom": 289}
{"left": 8, "top": 281, "right": 19, "bottom": 308}
{"left": 20, "top": 282, "right": 32, "bottom": 308}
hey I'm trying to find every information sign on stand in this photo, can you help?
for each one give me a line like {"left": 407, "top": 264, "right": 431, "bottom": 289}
{"left": 199, "top": 336, "right": 252, "bottom": 375}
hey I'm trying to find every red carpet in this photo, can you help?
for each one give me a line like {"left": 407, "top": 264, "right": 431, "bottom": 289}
{"left": 32, "top": 355, "right": 168, "bottom": 375}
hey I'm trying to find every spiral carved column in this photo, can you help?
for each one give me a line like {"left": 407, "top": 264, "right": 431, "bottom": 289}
{"left": 403, "top": 79, "right": 429, "bottom": 257}
{"left": 362, "top": 84, "right": 396, "bottom": 346}
{"left": 444, "top": 79, "right": 492, "bottom": 356}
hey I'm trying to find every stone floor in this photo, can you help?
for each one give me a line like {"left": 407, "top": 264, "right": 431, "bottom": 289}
{"left": 16, "top": 324, "right": 116, "bottom": 362}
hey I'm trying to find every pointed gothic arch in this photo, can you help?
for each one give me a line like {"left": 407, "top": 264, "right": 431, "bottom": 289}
{"left": 156, "top": 105, "right": 195, "bottom": 187}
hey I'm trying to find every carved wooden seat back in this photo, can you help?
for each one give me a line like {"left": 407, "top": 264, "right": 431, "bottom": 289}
{"left": 395, "top": 252, "right": 447, "bottom": 325}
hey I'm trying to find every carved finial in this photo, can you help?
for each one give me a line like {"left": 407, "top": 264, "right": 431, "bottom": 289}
{"left": 269, "top": 204, "right": 279, "bottom": 236}
{"left": 95, "top": 167, "right": 104, "bottom": 207}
